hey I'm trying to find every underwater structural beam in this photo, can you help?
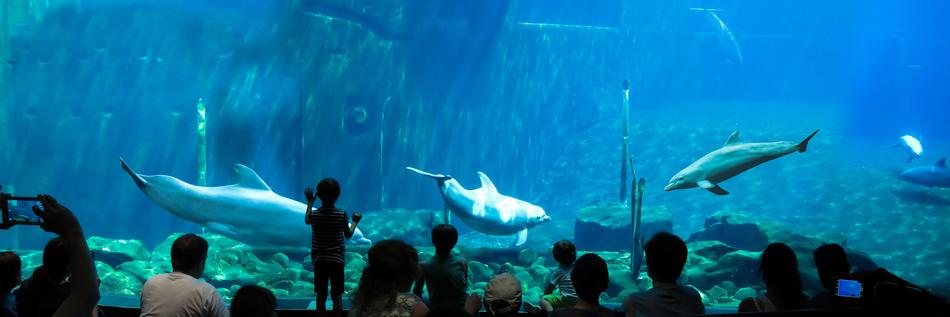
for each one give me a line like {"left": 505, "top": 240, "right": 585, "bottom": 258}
{"left": 379, "top": 96, "right": 392, "bottom": 209}
{"left": 620, "top": 79, "right": 631, "bottom": 204}
{"left": 196, "top": 98, "right": 207, "bottom": 186}
{"left": 630, "top": 168, "right": 646, "bottom": 278}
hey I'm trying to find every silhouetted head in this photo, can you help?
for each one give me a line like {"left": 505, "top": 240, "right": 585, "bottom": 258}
{"left": 664, "top": 171, "right": 696, "bottom": 191}
{"left": 231, "top": 285, "right": 277, "bottom": 317}
{"left": 813, "top": 243, "right": 851, "bottom": 292}
{"left": 317, "top": 178, "right": 341, "bottom": 203}
{"left": 352, "top": 240, "right": 420, "bottom": 314}
{"left": 42, "top": 237, "right": 70, "bottom": 282}
{"left": 760, "top": 242, "right": 808, "bottom": 309}
{"left": 571, "top": 253, "right": 609, "bottom": 303}
{"left": 552, "top": 240, "right": 577, "bottom": 267}
{"left": 0, "top": 251, "right": 21, "bottom": 293}
{"left": 645, "top": 232, "right": 688, "bottom": 283}
{"left": 171, "top": 234, "right": 209, "bottom": 278}
{"left": 432, "top": 224, "right": 459, "bottom": 257}
{"left": 484, "top": 273, "right": 522, "bottom": 317}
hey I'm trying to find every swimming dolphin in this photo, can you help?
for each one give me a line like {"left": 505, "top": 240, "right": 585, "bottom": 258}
{"left": 406, "top": 167, "right": 550, "bottom": 246}
{"left": 692, "top": 8, "right": 744, "bottom": 65}
{"left": 664, "top": 130, "right": 820, "bottom": 195}
{"left": 120, "top": 158, "right": 371, "bottom": 251}
{"left": 894, "top": 135, "right": 923, "bottom": 163}
{"left": 898, "top": 158, "right": 950, "bottom": 188}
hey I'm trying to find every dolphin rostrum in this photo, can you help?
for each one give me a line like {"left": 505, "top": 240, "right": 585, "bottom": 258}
{"left": 898, "top": 158, "right": 950, "bottom": 188}
{"left": 665, "top": 130, "right": 820, "bottom": 195}
{"left": 406, "top": 167, "right": 550, "bottom": 246}
{"left": 120, "top": 158, "right": 371, "bottom": 251}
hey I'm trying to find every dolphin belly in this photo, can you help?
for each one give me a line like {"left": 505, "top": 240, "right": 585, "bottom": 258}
{"left": 451, "top": 210, "right": 524, "bottom": 235}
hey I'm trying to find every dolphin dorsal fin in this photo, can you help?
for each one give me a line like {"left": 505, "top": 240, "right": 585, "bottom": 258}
{"left": 724, "top": 131, "right": 741, "bottom": 146}
{"left": 233, "top": 164, "right": 272, "bottom": 191}
{"left": 937, "top": 158, "right": 947, "bottom": 168}
{"left": 477, "top": 171, "right": 498, "bottom": 194}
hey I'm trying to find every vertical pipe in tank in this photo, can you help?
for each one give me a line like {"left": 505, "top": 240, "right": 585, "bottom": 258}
{"left": 196, "top": 98, "right": 207, "bottom": 187}
{"left": 379, "top": 96, "right": 391, "bottom": 209}
{"left": 630, "top": 173, "right": 646, "bottom": 278}
{"left": 620, "top": 79, "right": 630, "bottom": 204}
{"left": 298, "top": 62, "right": 305, "bottom": 196}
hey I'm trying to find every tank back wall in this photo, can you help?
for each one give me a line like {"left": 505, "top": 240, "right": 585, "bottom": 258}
{"left": 0, "top": 0, "right": 878, "bottom": 247}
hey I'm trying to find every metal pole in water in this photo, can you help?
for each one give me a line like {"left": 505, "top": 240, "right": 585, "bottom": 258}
{"left": 620, "top": 79, "right": 630, "bottom": 205}
{"left": 196, "top": 98, "right": 207, "bottom": 187}
{"left": 298, "top": 61, "right": 306, "bottom": 196}
{"left": 379, "top": 96, "right": 391, "bottom": 209}
{"left": 197, "top": 98, "right": 207, "bottom": 235}
{"left": 631, "top": 175, "right": 646, "bottom": 277}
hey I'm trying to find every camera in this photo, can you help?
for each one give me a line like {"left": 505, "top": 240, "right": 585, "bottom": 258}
{"left": 1, "top": 188, "right": 45, "bottom": 229}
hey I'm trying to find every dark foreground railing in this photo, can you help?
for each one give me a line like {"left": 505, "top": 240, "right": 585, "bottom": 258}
{"left": 100, "top": 305, "right": 949, "bottom": 317}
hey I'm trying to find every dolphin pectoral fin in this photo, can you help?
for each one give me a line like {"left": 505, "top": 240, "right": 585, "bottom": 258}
{"left": 119, "top": 157, "right": 148, "bottom": 188}
{"left": 514, "top": 229, "right": 528, "bottom": 246}
{"left": 233, "top": 164, "right": 272, "bottom": 191}
{"left": 204, "top": 222, "right": 239, "bottom": 237}
{"left": 477, "top": 171, "right": 498, "bottom": 193}
{"left": 936, "top": 158, "right": 947, "bottom": 168}
{"left": 698, "top": 180, "right": 729, "bottom": 195}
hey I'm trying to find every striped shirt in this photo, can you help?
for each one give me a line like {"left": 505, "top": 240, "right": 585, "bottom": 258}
{"left": 310, "top": 207, "right": 348, "bottom": 264}
{"left": 547, "top": 265, "right": 577, "bottom": 298}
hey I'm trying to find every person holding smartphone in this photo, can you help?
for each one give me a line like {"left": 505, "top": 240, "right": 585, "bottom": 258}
{"left": 811, "top": 244, "right": 862, "bottom": 309}
{"left": 15, "top": 195, "right": 99, "bottom": 317}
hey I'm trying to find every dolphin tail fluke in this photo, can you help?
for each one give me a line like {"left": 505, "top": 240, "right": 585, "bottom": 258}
{"left": 406, "top": 167, "right": 451, "bottom": 181}
{"left": 798, "top": 129, "right": 820, "bottom": 153}
{"left": 119, "top": 157, "right": 148, "bottom": 188}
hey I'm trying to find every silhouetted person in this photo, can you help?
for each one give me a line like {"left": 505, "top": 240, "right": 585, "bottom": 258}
{"left": 305, "top": 178, "right": 362, "bottom": 317}
{"left": 624, "top": 232, "right": 704, "bottom": 317}
{"left": 811, "top": 243, "right": 861, "bottom": 309}
{"left": 140, "top": 234, "right": 227, "bottom": 317}
{"left": 231, "top": 285, "right": 277, "bottom": 317}
{"left": 414, "top": 224, "right": 479, "bottom": 315}
{"left": 0, "top": 251, "right": 21, "bottom": 317}
{"left": 550, "top": 254, "right": 615, "bottom": 317}
{"left": 542, "top": 240, "right": 578, "bottom": 312}
{"left": 351, "top": 239, "right": 428, "bottom": 317}
{"left": 15, "top": 195, "right": 99, "bottom": 317}
{"left": 15, "top": 237, "right": 69, "bottom": 317}
{"left": 739, "top": 242, "right": 811, "bottom": 312}
{"left": 483, "top": 273, "right": 522, "bottom": 317}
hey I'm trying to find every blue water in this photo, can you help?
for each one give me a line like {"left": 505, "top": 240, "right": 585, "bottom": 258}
{"left": 2, "top": 0, "right": 948, "bottom": 307}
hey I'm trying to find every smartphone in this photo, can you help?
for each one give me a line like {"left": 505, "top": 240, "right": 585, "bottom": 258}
{"left": 1, "top": 195, "right": 45, "bottom": 227}
{"left": 836, "top": 278, "right": 863, "bottom": 298}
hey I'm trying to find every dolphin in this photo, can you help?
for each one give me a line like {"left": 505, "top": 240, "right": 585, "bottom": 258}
{"left": 119, "top": 158, "right": 371, "bottom": 251}
{"left": 898, "top": 158, "right": 950, "bottom": 188}
{"left": 665, "top": 130, "right": 820, "bottom": 195}
{"left": 406, "top": 167, "right": 550, "bottom": 246}
{"left": 692, "top": 8, "right": 744, "bottom": 65}
{"left": 894, "top": 135, "right": 923, "bottom": 163}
